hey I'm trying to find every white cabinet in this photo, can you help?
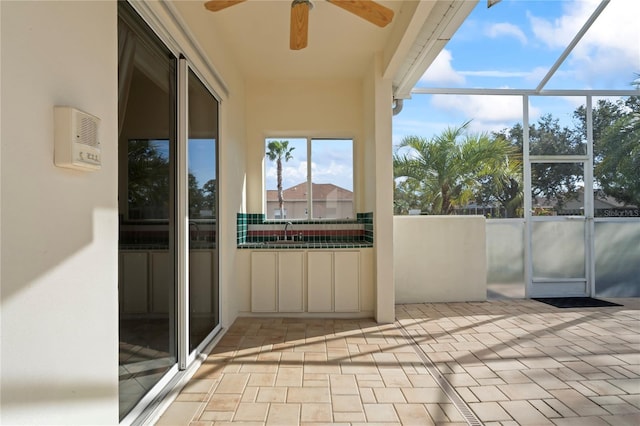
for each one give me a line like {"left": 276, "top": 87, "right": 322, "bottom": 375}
{"left": 307, "top": 251, "right": 360, "bottom": 313}
{"left": 334, "top": 251, "right": 360, "bottom": 312}
{"left": 251, "top": 252, "right": 278, "bottom": 312}
{"left": 251, "top": 251, "right": 304, "bottom": 313}
{"left": 250, "top": 250, "right": 360, "bottom": 314}
{"left": 121, "top": 249, "right": 215, "bottom": 314}
{"left": 308, "top": 252, "right": 333, "bottom": 312}
{"left": 250, "top": 251, "right": 304, "bottom": 313}
{"left": 278, "top": 251, "right": 305, "bottom": 312}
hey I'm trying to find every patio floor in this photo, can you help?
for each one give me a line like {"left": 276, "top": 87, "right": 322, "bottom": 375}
{"left": 157, "top": 298, "right": 640, "bottom": 425}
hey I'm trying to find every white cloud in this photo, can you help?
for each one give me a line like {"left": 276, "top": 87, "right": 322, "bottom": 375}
{"left": 265, "top": 160, "right": 308, "bottom": 190}
{"left": 528, "top": 8, "right": 582, "bottom": 50}
{"left": 266, "top": 156, "right": 355, "bottom": 191}
{"left": 528, "top": 0, "right": 640, "bottom": 87}
{"left": 430, "top": 94, "right": 542, "bottom": 133}
{"left": 420, "top": 49, "right": 466, "bottom": 85}
{"left": 558, "top": 95, "right": 588, "bottom": 111}
{"left": 394, "top": 94, "right": 544, "bottom": 141}
{"left": 486, "top": 22, "right": 528, "bottom": 45}
{"left": 432, "top": 94, "right": 522, "bottom": 122}
{"left": 525, "top": 66, "right": 553, "bottom": 84}
{"left": 310, "top": 161, "right": 352, "bottom": 190}
{"left": 392, "top": 118, "right": 451, "bottom": 144}
{"left": 460, "top": 70, "right": 531, "bottom": 78}
{"left": 282, "top": 162, "right": 307, "bottom": 187}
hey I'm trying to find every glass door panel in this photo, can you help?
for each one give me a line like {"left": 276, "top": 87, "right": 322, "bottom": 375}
{"left": 528, "top": 161, "right": 589, "bottom": 297}
{"left": 188, "top": 69, "right": 219, "bottom": 351}
{"left": 531, "top": 220, "right": 587, "bottom": 295}
{"left": 118, "top": 2, "right": 177, "bottom": 420}
{"left": 530, "top": 218, "right": 589, "bottom": 297}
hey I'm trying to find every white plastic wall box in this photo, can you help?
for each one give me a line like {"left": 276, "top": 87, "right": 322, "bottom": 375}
{"left": 54, "top": 106, "right": 101, "bottom": 171}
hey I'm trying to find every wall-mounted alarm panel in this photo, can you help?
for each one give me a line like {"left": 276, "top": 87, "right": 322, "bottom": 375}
{"left": 54, "top": 106, "right": 101, "bottom": 171}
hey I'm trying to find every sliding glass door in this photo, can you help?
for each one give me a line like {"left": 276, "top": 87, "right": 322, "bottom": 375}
{"left": 118, "top": 2, "right": 220, "bottom": 421}
{"left": 118, "top": 4, "right": 177, "bottom": 420}
{"left": 187, "top": 69, "right": 220, "bottom": 351}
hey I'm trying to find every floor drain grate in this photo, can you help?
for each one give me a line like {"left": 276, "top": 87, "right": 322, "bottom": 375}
{"left": 396, "top": 321, "right": 483, "bottom": 426}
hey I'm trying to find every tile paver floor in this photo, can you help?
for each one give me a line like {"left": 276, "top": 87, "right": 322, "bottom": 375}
{"left": 157, "top": 298, "right": 640, "bottom": 425}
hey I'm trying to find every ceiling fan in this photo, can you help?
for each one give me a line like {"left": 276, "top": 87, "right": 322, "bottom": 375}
{"left": 204, "top": 0, "right": 395, "bottom": 50}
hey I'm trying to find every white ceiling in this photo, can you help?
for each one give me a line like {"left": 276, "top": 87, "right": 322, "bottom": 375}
{"left": 170, "top": 0, "right": 479, "bottom": 102}
{"left": 174, "top": 0, "right": 404, "bottom": 80}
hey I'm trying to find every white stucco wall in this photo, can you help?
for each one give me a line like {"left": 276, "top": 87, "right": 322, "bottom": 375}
{"left": 363, "top": 55, "right": 395, "bottom": 323}
{"left": 394, "top": 216, "right": 487, "bottom": 303}
{"left": 245, "top": 78, "right": 364, "bottom": 214}
{"left": 1, "top": 1, "right": 119, "bottom": 424}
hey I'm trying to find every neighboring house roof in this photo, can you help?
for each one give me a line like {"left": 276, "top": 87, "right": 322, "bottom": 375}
{"left": 536, "top": 188, "right": 638, "bottom": 210}
{"left": 267, "top": 182, "right": 353, "bottom": 202}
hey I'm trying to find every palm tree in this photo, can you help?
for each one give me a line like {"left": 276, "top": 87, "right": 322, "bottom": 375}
{"left": 266, "top": 140, "right": 295, "bottom": 218}
{"left": 394, "top": 122, "right": 520, "bottom": 215}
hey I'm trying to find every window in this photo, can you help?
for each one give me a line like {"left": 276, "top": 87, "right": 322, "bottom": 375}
{"left": 265, "top": 138, "right": 354, "bottom": 220}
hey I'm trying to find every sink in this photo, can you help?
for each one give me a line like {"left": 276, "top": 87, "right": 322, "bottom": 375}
{"left": 267, "top": 240, "right": 301, "bottom": 245}
{"left": 244, "top": 240, "right": 371, "bottom": 248}
{"left": 190, "top": 241, "right": 215, "bottom": 249}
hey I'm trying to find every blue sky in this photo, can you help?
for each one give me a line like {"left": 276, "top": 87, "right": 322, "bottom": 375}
{"left": 393, "top": 0, "right": 640, "bottom": 143}
{"left": 189, "top": 139, "right": 216, "bottom": 187}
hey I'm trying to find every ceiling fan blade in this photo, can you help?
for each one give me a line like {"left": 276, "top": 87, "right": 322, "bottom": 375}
{"left": 327, "top": 0, "right": 394, "bottom": 27}
{"left": 204, "top": 0, "right": 247, "bottom": 12}
{"left": 290, "top": 1, "right": 310, "bottom": 50}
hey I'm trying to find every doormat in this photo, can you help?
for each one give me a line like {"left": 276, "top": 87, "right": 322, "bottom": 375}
{"left": 533, "top": 297, "right": 622, "bottom": 308}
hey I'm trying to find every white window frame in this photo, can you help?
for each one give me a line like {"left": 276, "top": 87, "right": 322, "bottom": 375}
{"left": 264, "top": 137, "right": 355, "bottom": 220}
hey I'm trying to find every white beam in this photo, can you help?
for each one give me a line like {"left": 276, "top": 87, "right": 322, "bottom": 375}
{"left": 411, "top": 88, "right": 639, "bottom": 96}
{"left": 536, "top": 0, "right": 610, "bottom": 92}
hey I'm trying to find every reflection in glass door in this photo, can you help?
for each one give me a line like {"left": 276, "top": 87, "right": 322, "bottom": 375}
{"left": 187, "top": 69, "right": 220, "bottom": 351}
{"left": 118, "top": 2, "right": 177, "bottom": 420}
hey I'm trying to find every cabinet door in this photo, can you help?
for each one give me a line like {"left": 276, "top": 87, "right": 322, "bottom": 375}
{"left": 151, "top": 252, "right": 170, "bottom": 314}
{"left": 122, "top": 252, "right": 149, "bottom": 313}
{"left": 190, "top": 251, "right": 213, "bottom": 313}
{"left": 278, "top": 251, "right": 305, "bottom": 312}
{"left": 307, "top": 251, "right": 333, "bottom": 312}
{"left": 251, "top": 252, "right": 278, "bottom": 312}
{"left": 334, "top": 251, "right": 360, "bottom": 312}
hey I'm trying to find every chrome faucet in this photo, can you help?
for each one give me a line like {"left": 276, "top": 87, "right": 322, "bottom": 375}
{"left": 284, "top": 221, "right": 293, "bottom": 241}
